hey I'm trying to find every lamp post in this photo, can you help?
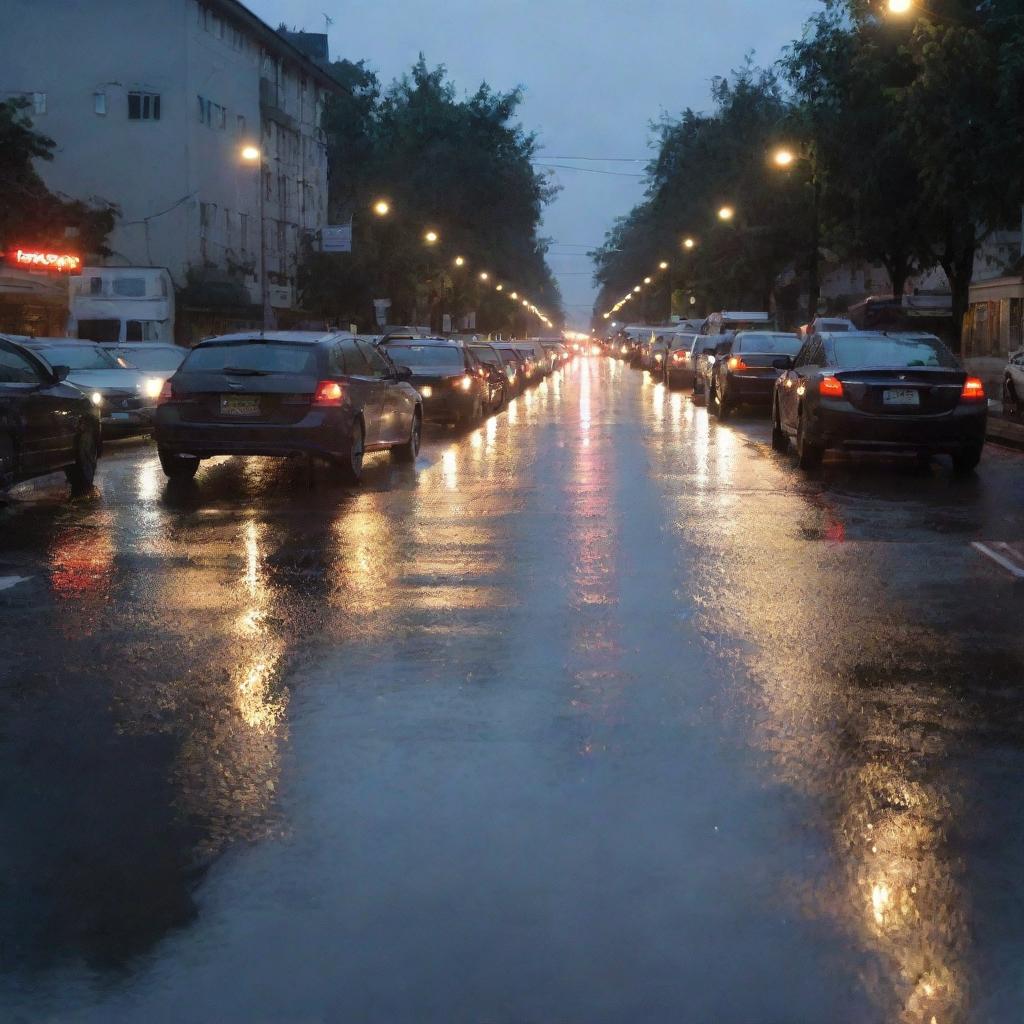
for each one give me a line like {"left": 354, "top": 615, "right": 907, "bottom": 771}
{"left": 772, "top": 144, "right": 821, "bottom": 323}
{"left": 241, "top": 144, "right": 274, "bottom": 329}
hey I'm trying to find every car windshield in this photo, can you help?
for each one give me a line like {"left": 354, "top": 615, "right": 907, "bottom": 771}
{"left": 116, "top": 347, "right": 186, "bottom": 371}
{"left": 496, "top": 349, "right": 521, "bottom": 364}
{"left": 38, "top": 345, "right": 120, "bottom": 370}
{"left": 832, "top": 334, "right": 958, "bottom": 369}
{"left": 734, "top": 334, "right": 802, "bottom": 355}
{"left": 469, "top": 346, "right": 500, "bottom": 366}
{"left": 183, "top": 342, "right": 317, "bottom": 374}
{"left": 383, "top": 344, "right": 463, "bottom": 368}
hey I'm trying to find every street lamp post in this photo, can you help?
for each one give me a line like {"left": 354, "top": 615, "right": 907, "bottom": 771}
{"left": 241, "top": 144, "right": 274, "bottom": 330}
{"left": 772, "top": 144, "right": 820, "bottom": 323}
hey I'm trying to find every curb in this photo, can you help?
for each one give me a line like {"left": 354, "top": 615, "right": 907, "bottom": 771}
{"left": 986, "top": 418, "right": 1024, "bottom": 452}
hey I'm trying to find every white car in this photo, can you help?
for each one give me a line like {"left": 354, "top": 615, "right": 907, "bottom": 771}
{"left": 1003, "top": 347, "right": 1024, "bottom": 419}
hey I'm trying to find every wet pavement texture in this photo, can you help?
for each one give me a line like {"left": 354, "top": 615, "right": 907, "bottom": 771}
{"left": 3, "top": 357, "right": 1024, "bottom": 1023}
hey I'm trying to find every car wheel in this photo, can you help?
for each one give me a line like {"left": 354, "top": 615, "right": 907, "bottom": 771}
{"left": 951, "top": 442, "right": 983, "bottom": 476}
{"left": 67, "top": 428, "right": 99, "bottom": 492}
{"left": 1003, "top": 378, "right": 1020, "bottom": 420}
{"left": 714, "top": 386, "right": 731, "bottom": 421}
{"left": 393, "top": 410, "right": 422, "bottom": 463}
{"left": 771, "top": 403, "right": 789, "bottom": 452}
{"left": 796, "top": 414, "right": 824, "bottom": 471}
{"left": 336, "top": 419, "right": 365, "bottom": 484}
{"left": 158, "top": 447, "right": 199, "bottom": 481}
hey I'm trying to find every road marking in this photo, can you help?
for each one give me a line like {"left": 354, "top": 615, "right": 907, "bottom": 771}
{"left": 972, "top": 542, "right": 1024, "bottom": 580}
{"left": 0, "top": 576, "right": 30, "bottom": 591}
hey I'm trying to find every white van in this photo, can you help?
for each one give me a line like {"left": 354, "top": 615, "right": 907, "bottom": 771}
{"left": 69, "top": 267, "right": 175, "bottom": 343}
{"left": 703, "top": 311, "right": 774, "bottom": 335}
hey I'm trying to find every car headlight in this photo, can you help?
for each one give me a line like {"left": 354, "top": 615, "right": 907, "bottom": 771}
{"left": 143, "top": 378, "right": 163, "bottom": 399}
{"left": 91, "top": 391, "right": 103, "bottom": 407}
{"left": 456, "top": 375, "right": 473, "bottom": 391}
{"left": 420, "top": 385, "right": 433, "bottom": 398}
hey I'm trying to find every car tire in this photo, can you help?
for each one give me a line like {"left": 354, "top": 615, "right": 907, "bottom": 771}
{"left": 951, "top": 443, "right": 983, "bottom": 476}
{"left": 67, "top": 428, "right": 100, "bottom": 492}
{"left": 336, "top": 419, "right": 365, "bottom": 484}
{"left": 714, "top": 386, "right": 731, "bottom": 421}
{"left": 158, "top": 447, "right": 199, "bottom": 481}
{"left": 796, "top": 415, "right": 824, "bottom": 471}
{"left": 771, "top": 404, "right": 789, "bottom": 452}
{"left": 393, "top": 411, "right": 421, "bottom": 463}
{"left": 1004, "top": 379, "right": 1020, "bottom": 420}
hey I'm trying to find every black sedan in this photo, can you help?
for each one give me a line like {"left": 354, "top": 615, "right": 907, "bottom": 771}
{"left": 381, "top": 339, "right": 490, "bottom": 425}
{"left": 772, "top": 331, "right": 987, "bottom": 472}
{"left": 0, "top": 335, "right": 101, "bottom": 492}
{"left": 709, "top": 331, "right": 803, "bottom": 420}
{"left": 155, "top": 332, "right": 422, "bottom": 483}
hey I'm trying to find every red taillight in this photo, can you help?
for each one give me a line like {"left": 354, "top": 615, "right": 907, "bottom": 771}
{"left": 313, "top": 380, "right": 343, "bottom": 406}
{"left": 157, "top": 380, "right": 175, "bottom": 405}
{"left": 960, "top": 376, "right": 985, "bottom": 402}
{"left": 672, "top": 351, "right": 687, "bottom": 364}
{"left": 727, "top": 356, "right": 747, "bottom": 371}
{"left": 819, "top": 376, "right": 844, "bottom": 398}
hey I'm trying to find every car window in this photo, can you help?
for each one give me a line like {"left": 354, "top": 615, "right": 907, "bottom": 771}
{"left": 734, "top": 334, "right": 803, "bottom": 355}
{"left": 831, "top": 334, "right": 958, "bottom": 369}
{"left": 358, "top": 340, "right": 392, "bottom": 378}
{"left": 183, "top": 342, "right": 317, "bottom": 374}
{"left": 340, "top": 339, "right": 372, "bottom": 375}
{"left": 0, "top": 344, "right": 47, "bottom": 385}
{"left": 114, "top": 346, "right": 186, "bottom": 371}
{"left": 794, "top": 343, "right": 811, "bottom": 368}
{"left": 383, "top": 344, "right": 464, "bottom": 369}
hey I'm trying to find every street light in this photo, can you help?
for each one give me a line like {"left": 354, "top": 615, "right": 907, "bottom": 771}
{"left": 718, "top": 205, "right": 735, "bottom": 222}
{"left": 644, "top": 277, "right": 652, "bottom": 285}
{"left": 683, "top": 237, "right": 696, "bottom": 250}
{"left": 659, "top": 261, "right": 669, "bottom": 270}
{"left": 479, "top": 271, "right": 489, "bottom": 282}
{"left": 373, "top": 199, "right": 391, "bottom": 217}
{"left": 888, "top": 0, "right": 913, "bottom": 13}
{"left": 454, "top": 255, "right": 465, "bottom": 267}
{"left": 240, "top": 144, "right": 273, "bottom": 330}
{"left": 633, "top": 285, "right": 642, "bottom": 293}
{"left": 424, "top": 230, "right": 439, "bottom": 245}
{"left": 496, "top": 284, "right": 504, "bottom": 291}
{"left": 772, "top": 147, "right": 796, "bottom": 168}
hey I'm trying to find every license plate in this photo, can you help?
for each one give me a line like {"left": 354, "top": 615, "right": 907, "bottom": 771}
{"left": 220, "top": 395, "right": 261, "bottom": 416}
{"left": 883, "top": 388, "right": 920, "bottom": 406}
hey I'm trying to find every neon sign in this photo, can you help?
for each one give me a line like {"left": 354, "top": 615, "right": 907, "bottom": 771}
{"left": 9, "top": 249, "right": 82, "bottom": 273}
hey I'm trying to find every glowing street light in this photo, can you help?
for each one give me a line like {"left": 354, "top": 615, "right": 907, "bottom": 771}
{"left": 633, "top": 285, "right": 642, "bottom": 293}
{"left": 241, "top": 145, "right": 261, "bottom": 163}
{"left": 643, "top": 276, "right": 652, "bottom": 285}
{"left": 479, "top": 271, "right": 489, "bottom": 282}
{"left": 773, "top": 147, "right": 796, "bottom": 168}
{"left": 683, "top": 237, "right": 696, "bottom": 250}
{"left": 659, "top": 261, "right": 669, "bottom": 270}
{"left": 510, "top": 291, "right": 518, "bottom": 299}
{"left": 424, "top": 230, "right": 439, "bottom": 245}
{"left": 373, "top": 199, "right": 391, "bottom": 217}
{"left": 453, "top": 255, "right": 465, "bottom": 267}
{"left": 718, "top": 205, "right": 735, "bottom": 222}
{"left": 888, "top": 0, "right": 912, "bottom": 12}
{"left": 496, "top": 284, "right": 504, "bottom": 291}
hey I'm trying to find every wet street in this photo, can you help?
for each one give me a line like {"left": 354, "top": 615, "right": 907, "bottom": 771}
{"left": 4, "top": 355, "right": 1024, "bottom": 1023}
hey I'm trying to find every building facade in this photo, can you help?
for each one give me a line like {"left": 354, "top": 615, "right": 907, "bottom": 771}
{"left": 1, "top": 0, "right": 339, "bottom": 330}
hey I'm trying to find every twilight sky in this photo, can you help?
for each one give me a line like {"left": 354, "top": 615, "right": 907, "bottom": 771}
{"left": 249, "top": 0, "right": 819, "bottom": 326}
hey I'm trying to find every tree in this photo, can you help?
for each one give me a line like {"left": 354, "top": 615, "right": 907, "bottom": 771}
{"left": 0, "top": 98, "right": 116, "bottom": 257}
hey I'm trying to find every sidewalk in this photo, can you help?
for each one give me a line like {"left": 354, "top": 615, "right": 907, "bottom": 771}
{"left": 987, "top": 402, "right": 1024, "bottom": 451}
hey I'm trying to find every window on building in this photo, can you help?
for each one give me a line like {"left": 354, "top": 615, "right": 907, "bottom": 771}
{"left": 93, "top": 92, "right": 107, "bottom": 116}
{"left": 237, "top": 114, "right": 246, "bottom": 135}
{"left": 32, "top": 92, "right": 46, "bottom": 115}
{"left": 197, "top": 95, "right": 211, "bottom": 125}
{"left": 88, "top": 277, "right": 103, "bottom": 296}
{"left": 216, "top": 103, "right": 226, "bottom": 130}
{"left": 277, "top": 220, "right": 287, "bottom": 257}
{"left": 112, "top": 277, "right": 147, "bottom": 298}
{"left": 128, "top": 92, "right": 160, "bottom": 121}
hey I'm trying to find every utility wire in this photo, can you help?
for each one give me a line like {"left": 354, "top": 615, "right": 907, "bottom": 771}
{"left": 534, "top": 163, "right": 645, "bottom": 178}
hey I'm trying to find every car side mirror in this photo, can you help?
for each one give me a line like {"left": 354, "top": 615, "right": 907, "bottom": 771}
{"left": 772, "top": 356, "right": 794, "bottom": 371}
{"left": 52, "top": 365, "right": 70, "bottom": 382}
{"left": 395, "top": 365, "right": 413, "bottom": 382}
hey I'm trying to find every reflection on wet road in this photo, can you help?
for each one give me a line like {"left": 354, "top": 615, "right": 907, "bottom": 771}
{"left": 3, "top": 358, "right": 1024, "bottom": 1022}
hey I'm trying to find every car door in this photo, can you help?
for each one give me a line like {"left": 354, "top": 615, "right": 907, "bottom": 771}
{"left": 0, "top": 341, "right": 70, "bottom": 472}
{"left": 779, "top": 340, "right": 812, "bottom": 432}
{"left": 363, "top": 341, "right": 413, "bottom": 445}
{"left": 339, "top": 339, "right": 384, "bottom": 446}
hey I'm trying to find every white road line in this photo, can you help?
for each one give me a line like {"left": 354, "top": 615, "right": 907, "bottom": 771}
{"left": 0, "top": 576, "right": 30, "bottom": 591}
{"left": 972, "top": 542, "right": 1024, "bottom": 580}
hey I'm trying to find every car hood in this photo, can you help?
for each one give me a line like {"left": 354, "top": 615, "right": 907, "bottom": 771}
{"left": 66, "top": 369, "right": 149, "bottom": 391}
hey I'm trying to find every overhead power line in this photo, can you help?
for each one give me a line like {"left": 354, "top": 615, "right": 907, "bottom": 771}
{"left": 533, "top": 163, "right": 645, "bottom": 178}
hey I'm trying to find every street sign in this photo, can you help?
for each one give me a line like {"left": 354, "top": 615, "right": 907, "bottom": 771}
{"left": 321, "top": 222, "right": 353, "bottom": 253}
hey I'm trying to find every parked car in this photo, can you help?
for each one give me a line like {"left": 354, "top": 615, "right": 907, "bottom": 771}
{"left": 103, "top": 342, "right": 186, "bottom": 385}
{"left": 665, "top": 333, "right": 701, "bottom": 389}
{"left": 14, "top": 337, "right": 163, "bottom": 438}
{"left": 379, "top": 337, "right": 489, "bottom": 425}
{"left": 1003, "top": 345, "right": 1024, "bottom": 420}
{"left": 708, "top": 331, "right": 804, "bottom": 420}
{"left": 155, "top": 331, "right": 422, "bottom": 482}
{"left": 468, "top": 342, "right": 511, "bottom": 411}
{"left": 0, "top": 335, "right": 101, "bottom": 492}
{"left": 650, "top": 333, "right": 673, "bottom": 378}
{"left": 510, "top": 344, "right": 546, "bottom": 384}
{"left": 692, "top": 337, "right": 729, "bottom": 399}
{"left": 771, "top": 331, "right": 986, "bottom": 472}
{"left": 494, "top": 345, "right": 529, "bottom": 395}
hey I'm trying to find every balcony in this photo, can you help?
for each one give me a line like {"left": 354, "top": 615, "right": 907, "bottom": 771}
{"left": 259, "top": 77, "right": 295, "bottom": 131}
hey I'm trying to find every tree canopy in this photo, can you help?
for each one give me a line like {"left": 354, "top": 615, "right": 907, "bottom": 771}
{"left": 300, "top": 57, "right": 562, "bottom": 333}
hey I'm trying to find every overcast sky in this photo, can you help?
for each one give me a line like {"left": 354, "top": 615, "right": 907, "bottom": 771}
{"left": 249, "top": 0, "right": 819, "bottom": 326}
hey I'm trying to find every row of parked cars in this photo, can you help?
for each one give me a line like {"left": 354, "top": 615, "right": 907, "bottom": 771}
{"left": 0, "top": 330, "right": 571, "bottom": 492}
{"left": 614, "top": 313, "right": 988, "bottom": 473}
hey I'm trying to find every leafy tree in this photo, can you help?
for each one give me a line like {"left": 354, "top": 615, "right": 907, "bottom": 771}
{"left": 301, "top": 57, "right": 562, "bottom": 333}
{"left": 0, "top": 98, "right": 116, "bottom": 257}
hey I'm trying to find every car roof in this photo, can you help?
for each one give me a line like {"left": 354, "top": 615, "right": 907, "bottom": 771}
{"left": 381, "top": 337, "right": 457, "bottom": 346}
{"left": 17, "top": 337, "right": 103, "bottom": 348}
{"left": 196, "top": 331, "right": 350, "bottom": 347}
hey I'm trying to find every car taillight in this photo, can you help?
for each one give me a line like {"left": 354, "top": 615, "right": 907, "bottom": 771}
{"left": 672, "top": 351, "right": 686, "bottom": 364}
{"left": 819, "top": 376, "right": 844, "bottom": 398}
{"left": 960, "top": 376, "right": 985, "bottom": 402}
{"left": 727, "top": 356, "right": 747, "bottom": 371}
{"left": 313, "top": 380, "right": 344, "bottom": 406}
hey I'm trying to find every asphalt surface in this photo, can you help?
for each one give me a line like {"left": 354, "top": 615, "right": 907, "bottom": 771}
{"left": 3, "top": 356, "right": 1024, "bottom": 1023}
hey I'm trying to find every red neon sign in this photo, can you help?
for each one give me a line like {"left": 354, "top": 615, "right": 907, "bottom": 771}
{"left": 9, "top": 248, "right": 82, "bottom": 273}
